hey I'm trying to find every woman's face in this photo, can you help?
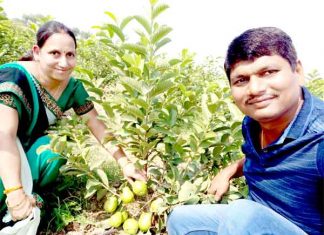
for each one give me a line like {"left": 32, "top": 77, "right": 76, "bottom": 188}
{"left": 33, "top": 33, "right": 76, "bottom": 82}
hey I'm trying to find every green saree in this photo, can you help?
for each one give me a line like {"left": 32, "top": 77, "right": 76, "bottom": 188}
{"left": 0, "top": 62, "right": 94, "bottom": 209}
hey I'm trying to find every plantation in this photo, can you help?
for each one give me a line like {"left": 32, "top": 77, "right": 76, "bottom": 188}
{"left": 1, "top": 0, "right": 323, "bottom": 234}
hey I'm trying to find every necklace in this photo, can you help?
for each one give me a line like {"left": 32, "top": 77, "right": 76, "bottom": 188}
{"left": 34, "top": 64, "right": 65, "bottom": 100}
{"left": 50, "top": 82, "right": 64, "bottom": 100}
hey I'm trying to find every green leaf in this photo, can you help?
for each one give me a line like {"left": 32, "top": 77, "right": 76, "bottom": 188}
{"left": 221, "top": 133, "right": 230, "bottom": 143}
{"left": 131, "top": 98, "right": 149, "bottom": 110}
{"left": 228, "top": 192, "right": 243, "bottom": 201}
{"left": 120, "top": 16, "right": 134, "bottom": 29}
{"left": 96, "top": 169, "right": 109, "bottom": 187}
{"left": 168, "top": 58, "right": 181, "bottom": 66}
{"left": 85, "top": 187, "right": 98, "bottom": 199}
{"left": 150, "top": 0, "right": 158, "bottom": 6}
{"left": 129, "top": 67, "right": 143, "bottom": 77}
{"left": 134, "top": 15, "right": 151, "bottom": 34}
{"left": 148, "top": 80, "right": 174, "bottom": 99}
{"left": 122, "top": 54, "right": 135, "bottom": 66}
{"left": 102, "top": 102, "right": 115, "bottom": 117}
{"left": 120, "top": 77, "right": 144, "bottom": 94}
{"left": 168, "top": 105, "right": 177, "bottom": 126}
{"left": 107, "top": 24, "right": 125, "bottom": 41}
{"left": 213, "top": 144, "right": 225, "bottom": 157}
{"left": 184, "top": 195, "right": 200, "bottom": 205}
{"left": 146, "top": 128, "right": 158, "bottom": 139}
{"left": 86, "top": 179, "right": 101, "bottom": 190}
{"left": 125, "top": 105, "right": 145, "bottom": 120}
{"left": 87, "top": 87, "right": 104, "bottom": 97}
{"left": 178, "top": 181, "right": 197, "bottom": 202}
{"left": 154, "top": 126, "right": 173, "bottom": 136}
{"left": 121, "top": 43, "right": 147, "bottom": 56}
{"left": 74, "top": 67, "right": 95, "bottom": 80}
{"left": 96, "top": 188, "right": 108, "bottom": 201}
{"left": 104, "top": 11, "right": 117, "bottom": 23}
{"left": 201, "top": 93, "right": 211, "bottom": 123}
{"left": 85, "top": 179, "right": 101, "bottom": 198}
{"left": 77, "top": 78, "right": 95, "bottom": 88}
{"left": 155, "top": 37, "right": 171, "bottom": 52}
{"left": 151, "top": 26, "right": 172, "bottom": 44}
{"left": 200, "top": 139, "right": 214, "bottom": 148}
{"left": 152, "top": 3, "right": 169, "bottom": 20}
{"left": 231, "top": 121, "right": 242, "bottom": 131}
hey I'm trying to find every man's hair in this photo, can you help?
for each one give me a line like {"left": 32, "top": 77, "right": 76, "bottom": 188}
{"left": 224, "top": 27, "right": 298, "bottom": 79}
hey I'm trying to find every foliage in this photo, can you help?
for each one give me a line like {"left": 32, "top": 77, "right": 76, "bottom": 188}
{"left": 306, "top": 70, "right": 324, "bottom": 100}
{"left": 0, "top": 1, "right": 249, "bottom": 233}
{"left": 75, "top": 36, "right": 118, "bottom": 84}
{"left": 0, "top": 18, "right": 34, "bottom": 63}
{"left": 19, "top": 14, "right": 53, "bottom": 27}
{"left": 48, "top": 0, "right": 246, "bottom": 233}
{"left": 0, "top": 6, "right": 54, "bottom": 64}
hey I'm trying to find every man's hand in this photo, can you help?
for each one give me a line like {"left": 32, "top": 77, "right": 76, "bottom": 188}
{"left": 207, "top": 158, "right": 245, "bottom": 201}
{"left": 207, "top": 172, "right": 231, "bottom": 201}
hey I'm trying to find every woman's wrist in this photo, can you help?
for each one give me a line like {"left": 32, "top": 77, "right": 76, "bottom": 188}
{"left": 117, "top": 156, "right": 129, "bottom": 169}
{"left": 104, "top": 142, "right": 122, "bottom": 157}
{"left": 6, "top": 193, "right": 27, "bottom": 209}
{"left": 104, "top": 142, "right": 129, "bottom": 168}
{"left": 3, "top": 185, "right": 23, "bottom": 195}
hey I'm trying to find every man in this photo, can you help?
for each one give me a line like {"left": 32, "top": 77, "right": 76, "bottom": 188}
{"left": 167, "top": 27, "right": 324, "bottom": 235}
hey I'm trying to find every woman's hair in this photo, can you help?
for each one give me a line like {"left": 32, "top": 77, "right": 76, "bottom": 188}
{"left": 224, "top": 27, "right": 298, "bottom": 80}
{"left": 19, "top": 20, "right": 77, "bottom": 61}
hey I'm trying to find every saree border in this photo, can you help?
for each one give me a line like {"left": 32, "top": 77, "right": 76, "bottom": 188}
{"left": 0, "top": 63, "right": 40, "bottom": 136}
{"left": 31, "top": 78, "right": 64, "bottom": 118}
{"left": 0, "top": 82, "right": 32, "bottom": 115}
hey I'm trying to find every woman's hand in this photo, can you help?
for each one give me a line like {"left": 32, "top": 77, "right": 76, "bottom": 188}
{"left": 118, "top": 157, "right": 147, "bottom": 183}
{"left": 6, "top": 189, "right": 36, "bottom": 221}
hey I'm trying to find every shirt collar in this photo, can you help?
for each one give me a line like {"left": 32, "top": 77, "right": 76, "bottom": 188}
{"left": 243, "top": 87, "right": 313, "bottom": 147}
{"left": 286, "top": 87, "right": 313, "bottom": 140}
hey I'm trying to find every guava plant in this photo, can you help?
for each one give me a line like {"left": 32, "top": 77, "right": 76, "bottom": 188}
{"left": 49, "top": 0, "right": 246, "bottom": 233}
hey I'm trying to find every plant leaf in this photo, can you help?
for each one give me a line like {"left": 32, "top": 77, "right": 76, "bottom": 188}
{"left": 155, "top": 37, "right": 171, "bottom": 52}
{"left": 107, "top": 24, "right": 125, "bottom": 41}
{"left": 148, "top": 79, "right": 174, "bottom": 99}
{"left": 121, "top": 43, "right": 147, "bottom": 56}
{"left": 151, "top": 26, "right": 172, "bottom": 44}
{"left": 125, "top": 105, "right": 145, "bottom": 120}
{"left": 104, "top": 11, "right": 117, "bottom": 23}
{"left": 134, "top": 15, "right": 151, "bottom": 34}
{"left": 120, "top": 16, "right": 134, "bottom": 29}
{"left": 152, "top": 3, "right": 169, "bottom": 20}
{"left": 87, "top": 87, "right": 104, "bottom": 97}
{"left": 120, "top": 76, "right": 144, "bottom": 94}
{"left": 96, "top": 169, "right": 109, "bottom": 187}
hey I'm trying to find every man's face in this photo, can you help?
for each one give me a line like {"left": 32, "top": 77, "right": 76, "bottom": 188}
{"left": 229, "top": 55, "right": 303, "bottom": 125}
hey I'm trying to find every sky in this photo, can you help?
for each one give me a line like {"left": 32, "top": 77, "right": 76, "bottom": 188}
{"left": 2, "top": 0, "right": 324, "bottom": 76}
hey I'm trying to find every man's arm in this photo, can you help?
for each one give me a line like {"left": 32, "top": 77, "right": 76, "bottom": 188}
{"left": 207, "top": 158, "right": 245, "bottom": 201}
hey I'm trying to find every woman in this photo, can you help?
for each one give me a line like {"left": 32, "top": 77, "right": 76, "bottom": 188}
{"left": 0, "top": 21, "right": 146, "bottom": 222}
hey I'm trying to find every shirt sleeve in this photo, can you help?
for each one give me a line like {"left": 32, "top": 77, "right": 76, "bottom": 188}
{"left": 72, "top": 80, "right": 94, "bottom": 115}
{"left": 317, "top": 138, "right": 324, "bottom": 177}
